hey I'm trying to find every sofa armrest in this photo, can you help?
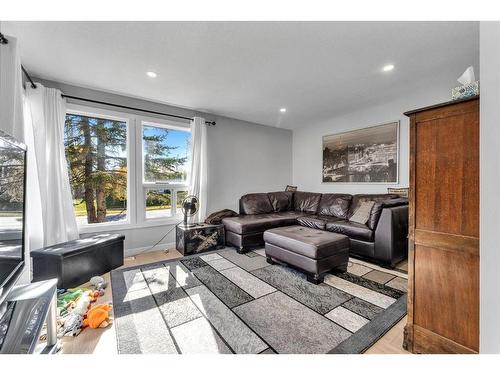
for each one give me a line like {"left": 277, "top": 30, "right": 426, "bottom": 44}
{"left": 373, "top": 205, "right": 409, "bottom": 267}
{"left": 381, "top": 197, "right": 408, "bottom": 208}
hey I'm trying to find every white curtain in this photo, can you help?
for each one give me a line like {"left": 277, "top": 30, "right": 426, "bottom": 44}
{"left": 188, "top": 117, "right": 208, "bottom": 223}
{"left": 24, "top": 84, "right": 79, "bottom": 246}
{"left": 0, "top": 34, "right": 24, "bottom": 142}
{"left": 0, "top": 33, "right": 30, "bottom": 283}
{"left": 23, "top": 95, "right": 44, "bottom": 264}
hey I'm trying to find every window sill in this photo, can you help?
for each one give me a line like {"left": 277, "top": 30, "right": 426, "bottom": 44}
{"left": 78, "top": 217, "right": 184, "bottom": 234}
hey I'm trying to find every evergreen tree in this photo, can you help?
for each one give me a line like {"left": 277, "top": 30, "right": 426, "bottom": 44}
{"left": 64, "top": 116, "right": 188, "bottom": 224}
{"left": 143, "top": 127, "right": 187, "bottom": 182}
{"left": 64, "top": 114, "right": 127, "bottom": 224}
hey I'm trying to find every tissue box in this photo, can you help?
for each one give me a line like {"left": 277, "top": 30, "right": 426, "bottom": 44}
{"left": 452, "top": 81, "right": 479, "bottom": 100}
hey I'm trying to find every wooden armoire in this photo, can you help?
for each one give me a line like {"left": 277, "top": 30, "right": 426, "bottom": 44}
{"left": 403, "top": 96, "right": 479, "bottom": 354}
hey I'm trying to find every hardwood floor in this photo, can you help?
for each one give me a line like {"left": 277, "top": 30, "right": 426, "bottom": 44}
{"left": 60, "top": 249, "right": 409, "bottom": 354}
{"left": 396, "top": 259, "right": 408, "bottom": 273}
{"left": 365, "top": 316, "right": 409, "bottom": 354}
{"left": 60, "top": 248, "right": 182, "bottom": 354}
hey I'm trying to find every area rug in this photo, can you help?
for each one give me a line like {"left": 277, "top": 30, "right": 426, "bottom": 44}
{"left": 111, "top": 248, "right": 407, "bottom": 354}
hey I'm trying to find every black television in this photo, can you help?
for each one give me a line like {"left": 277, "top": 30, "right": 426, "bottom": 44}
{"left": 0, "top": 130, "right": 26, "bottom": 309}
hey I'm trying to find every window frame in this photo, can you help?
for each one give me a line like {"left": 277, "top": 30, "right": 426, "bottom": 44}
{"left": 137, "top": 117, "right": 191, "bottom": 225}
{"left": 65, "top": 103, "right": 191, "bottom": 233}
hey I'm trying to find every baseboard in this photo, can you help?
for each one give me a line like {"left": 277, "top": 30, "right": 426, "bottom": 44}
{"left": 124, "top": 242, "right": 176, "bottom": 258}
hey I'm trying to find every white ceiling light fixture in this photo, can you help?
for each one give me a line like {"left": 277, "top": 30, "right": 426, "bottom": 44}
{"left": 382, "top": 64, "right": 395, "bottom": 72}
{"left": 280, "top": 108, "right": 287, "bottom": 113}
{"left": 146, "top": 71, "right": 157, "bottom": 78}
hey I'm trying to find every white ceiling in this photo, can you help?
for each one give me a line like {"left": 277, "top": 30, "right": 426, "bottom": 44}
{"left": 2, "top": 21, "right": 479, "bottom": 129}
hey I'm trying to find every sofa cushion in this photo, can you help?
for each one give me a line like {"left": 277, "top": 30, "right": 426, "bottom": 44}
{"left": 296, "top": 215, "right": 343, "bottom": 230}
{"left": 349, "top": 201, "right": 375, "bottom": 225}
{"left": 349, "top": 194, "right": 399, "bottom": 230}
{"left": 297, "top": 215, "right": 326, "bottom": 230}
{"left": 317, "top": 193, "right": 352, "bottom": 219}
{"left": 293, "top": 191, "right": 322, "bottom": 213}
{"left": 240, "top": 193, "right": 274, "bottom": 215}
{"left": 264, "top": 225, "right": 349, "bottom": 259}
{"left": 222, "top": 212, "right": 300, "bottom": 235}
{"left": 325, "top": 220, "right": 374, "bottom": 242}
{"left": 267, "top": 191, "right": 293, "bottom": 212}
{"left": 273, "top": 211, "right": 303, "bottom": 220}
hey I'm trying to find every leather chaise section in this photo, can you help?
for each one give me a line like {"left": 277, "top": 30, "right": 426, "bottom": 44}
{"left": 225, "top": 230, "right": 264, "bottom": 249}
{"left": 222, "top": 212, "right": 301, "bottom": 235}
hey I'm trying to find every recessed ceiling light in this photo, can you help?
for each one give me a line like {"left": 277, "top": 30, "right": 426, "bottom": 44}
{"left": 146, "top": 71, "right": 157, "bottom": 78}
{"left": 382, "top": 64, "right": 395, "bottom": 72}
{"left": 280, "top": 108, "right": 287, "bottom": 113}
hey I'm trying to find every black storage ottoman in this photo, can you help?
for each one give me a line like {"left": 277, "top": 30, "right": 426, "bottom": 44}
{"left": 31, "top": 233, "right": 125, "bottom": 289}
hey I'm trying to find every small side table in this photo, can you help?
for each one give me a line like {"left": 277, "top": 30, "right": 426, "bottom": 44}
{"left": 176, "top": 223, "right": 225, "bottom": 255}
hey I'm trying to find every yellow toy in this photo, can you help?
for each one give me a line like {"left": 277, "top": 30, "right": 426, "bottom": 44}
{"left": 82, "top": 304, "right": 113, "bottom": 329}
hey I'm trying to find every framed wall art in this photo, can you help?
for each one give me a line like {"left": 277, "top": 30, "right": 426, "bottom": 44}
{"left": 322, "top": 121, "right": 399, "bottom": 183}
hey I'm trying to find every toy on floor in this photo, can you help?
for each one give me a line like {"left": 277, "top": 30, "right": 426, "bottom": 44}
{"left": 55, "top": 289, "right": 100, "bottom": 336}
{"left": 57, "top": 289, "right": 83, "bottom": 309}
{"left": 62, "top": 313, "right": 83, "bottom": 337}
{"left": 83, "top": 304, "right": 113, "bottom": 329}
{"left": 57, "top": 289, "right": 84, "bottom": 318}
{"left": 90, "top": 275, "right": 108, "bottom": 290}
{"left": 50, "top": 276, "right": 111, "bottom": 340}
{"left": 71, "top": 292, "right": 92, "bottom": 315}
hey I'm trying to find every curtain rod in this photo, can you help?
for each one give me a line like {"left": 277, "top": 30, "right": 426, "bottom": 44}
{"left": 61, "top": 95, "right": 216, "bottom": 126}
{"left": 0, "top": 32, "right": 8, "bottom": 45}
{"left": 21, "top": 65, "right": 38, "bottom": 89}
{"left": 0, "top": 33, "right": 215, "bottom": 126}
{"left": 0, "top": 33, "right": 37, "bottom": 90}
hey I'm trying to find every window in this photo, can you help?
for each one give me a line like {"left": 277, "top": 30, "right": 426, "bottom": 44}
{"left": 63, "top": 104, "right": 192, "bottom": 230}
{"left": 142, "top": 122, "right": 191, "bottom": 220}
{"left": 145, "top": 189, "right": 172, "bottom": 219}
{"left": 142, "top": 124, "right": 190, "bottom": 184}
{"left": 64, "top": 113, "right": 128, "bottom": 226}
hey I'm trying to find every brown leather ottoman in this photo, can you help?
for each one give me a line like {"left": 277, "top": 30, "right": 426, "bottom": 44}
{"left": 263, "top": 225, "right": 350, "bottom": 284}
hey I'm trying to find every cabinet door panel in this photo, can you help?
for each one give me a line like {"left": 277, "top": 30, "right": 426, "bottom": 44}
{"left": 414, "top": 245, "right": 479, "bottom": 351}
{"left": 414, "top": 112, "right": 479, "bottom": 237}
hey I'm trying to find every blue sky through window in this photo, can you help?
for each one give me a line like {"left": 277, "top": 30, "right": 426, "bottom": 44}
{"left": 143, "top": 125, "right": 190, "bottom": 159}
{"left": 142, "top": 124, "right": 191, "bottom": 182}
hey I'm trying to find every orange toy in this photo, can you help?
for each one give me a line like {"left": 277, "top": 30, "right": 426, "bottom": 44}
{"left": 83, "top": 304, "right": 113, "bottom": 329}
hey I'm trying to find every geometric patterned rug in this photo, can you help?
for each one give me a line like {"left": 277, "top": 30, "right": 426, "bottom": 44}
{"left": 111, "top": 247, "right": 407, "bottom": 354}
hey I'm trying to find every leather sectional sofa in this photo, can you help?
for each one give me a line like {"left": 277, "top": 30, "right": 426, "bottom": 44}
{"left": 222, "top": 191, "right": 408, "bottom": 268}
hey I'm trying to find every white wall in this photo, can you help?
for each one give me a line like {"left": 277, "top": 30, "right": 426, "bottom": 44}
{"left": 292, "top": 89, "right": 452, "bottom": 194}
{"left": 37, "top": 79, "right": 292, "bottom": 256}
{"left": 206, "top": 116, "right": 292, "bottom": 213}
{"left": 479, "top": 21, "right": 500, "bottom": 354}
